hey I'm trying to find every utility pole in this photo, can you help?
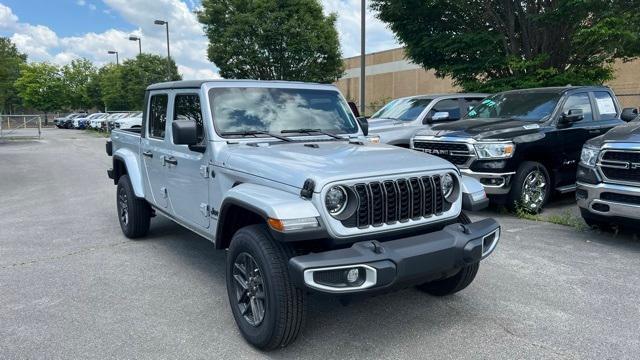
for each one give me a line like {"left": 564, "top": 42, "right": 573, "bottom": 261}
{"left": 154, "top": 20, "right": 172, "bottom": 80}
{"left": 360, "top": 0, "right": 366, "bottom": 116}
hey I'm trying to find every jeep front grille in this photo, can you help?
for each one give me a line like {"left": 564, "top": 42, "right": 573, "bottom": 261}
{"left": 598, "top": 150, "right": 640, "bottom": 184}
{"left": 412, "top": 141, "right": 474, "bottom": 166}
{"left": 341, "top": 176, "right": 446, "bottom": 228}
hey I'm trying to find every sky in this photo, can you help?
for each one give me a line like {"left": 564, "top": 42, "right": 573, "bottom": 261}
{"left": 0, "top": 0, "right": 400, "bottom": 80}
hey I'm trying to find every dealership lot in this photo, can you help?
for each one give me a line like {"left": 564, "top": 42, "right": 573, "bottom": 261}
{"left": 1, "top": 129, "right": 640, "bottom": 359}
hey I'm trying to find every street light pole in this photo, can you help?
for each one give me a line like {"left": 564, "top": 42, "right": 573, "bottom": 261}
{"left": 108, "top": 50, "right": 119, "bottom": 65}
{"left": 129, "top": 36, "right": 142, "bottom": 55}
{"left": 360, "top": 0, "right": 366, "bottom": 116}
{"left": 154, "top": 20, "right": 171, "bottom": 80}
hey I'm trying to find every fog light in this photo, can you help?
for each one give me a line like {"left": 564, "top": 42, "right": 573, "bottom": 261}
{"left": 346, "top": 268, "right": 360, "bottom": 283}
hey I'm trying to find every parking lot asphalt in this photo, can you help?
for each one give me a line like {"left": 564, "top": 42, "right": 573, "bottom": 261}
{"left": 1, "top": 128, "right": 640, "bottom": 359}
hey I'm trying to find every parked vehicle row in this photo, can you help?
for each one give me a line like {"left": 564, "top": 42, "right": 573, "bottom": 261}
{"left": 106, "top": 80, "right": 500, "bottom": 350}
{"left": 55, "top": 111, "right": 142, "bottom": 131}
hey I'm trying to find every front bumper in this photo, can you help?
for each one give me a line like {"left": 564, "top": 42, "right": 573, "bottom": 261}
{"left": 577, "top": 181, "right": 640, "bottom": 220}
{"left": 460, "top": 169, "right": 515, "bottom": 195}
{"left": 288, "top": 218, "right": 500, "bottom": 294}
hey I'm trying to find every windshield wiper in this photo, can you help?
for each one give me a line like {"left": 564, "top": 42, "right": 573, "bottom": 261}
{"left": 220, "top": 130, "right": 293, "bottom": 142}
{"left": 280, "top": 128, "right": 346, "bottom": 140}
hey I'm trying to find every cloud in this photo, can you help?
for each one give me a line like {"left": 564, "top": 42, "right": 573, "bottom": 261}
{"left": 76, "top": 0, "right": 86, "bottom": 6}
{"left": 0, "top": 3, "right": 18, "bottom": 29}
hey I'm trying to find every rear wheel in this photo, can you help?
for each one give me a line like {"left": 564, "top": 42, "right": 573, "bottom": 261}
{"left": 116, "top": 175, "right": 151, "bottom": 238}
{"left": 416, "top": 212, "right": 479, "bottom": 296}
{"left": 226, "top": 225, "right": 305, "bottom": 350}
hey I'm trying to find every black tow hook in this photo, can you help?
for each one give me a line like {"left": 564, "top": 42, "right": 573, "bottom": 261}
{"left": 370, "top": 240, "right": 384, "bottom": 254}
{"left": 459, "top": 224, "right": 471, "bottom": 235}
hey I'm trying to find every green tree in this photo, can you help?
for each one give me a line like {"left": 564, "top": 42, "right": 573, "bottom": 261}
{"left": 98, "top": 64, "right": 128, "bottom": 111}
{"left": 198, "top": 0, "right": 343, "bottom": 82}
{"left": 371, "top": 0, "right": 640, "bottom": 92}
{"left": 62, "top": 58, "right": 98, "bottom": 111}
{"left": 14, "top": 63, "right": 66, "bottom": 123}
{"left": 0, "top": 37, "right": 27, "bottom": 114}
{"left": 120, "top": 54, "right": 180, "bottom": 110}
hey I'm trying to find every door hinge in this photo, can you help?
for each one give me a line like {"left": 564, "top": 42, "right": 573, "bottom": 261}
{"left": 200, "top": 203, "right": 210, "bottom": 218}
{"left": 199, "top": 165, "right": 210, "bottom": 179}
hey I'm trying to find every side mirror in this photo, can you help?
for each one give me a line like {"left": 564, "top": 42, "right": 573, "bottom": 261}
{"left": 348, "top": 101, "right": 361, "bottom": 118}
{"left": 560, "top": 109, "right": 584, "bottom": 126}
{"left": 172, "top": 120, "right": 198, "bottom": 146}
{"left": 432, "top": 111, "right": 450, "bottom": 121}
{"left": 357, "top": 117, "right": 369, "bottom": 136}
{"left": 621, "top": 107, "right": 638, "bottom": 122}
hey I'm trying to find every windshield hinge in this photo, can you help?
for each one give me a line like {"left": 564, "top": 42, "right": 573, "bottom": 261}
{"left": 200, "top": 203, "right": 210, "bottom": 218}
{"left": 199, "top": 165, "right": 210, "bottom": 179}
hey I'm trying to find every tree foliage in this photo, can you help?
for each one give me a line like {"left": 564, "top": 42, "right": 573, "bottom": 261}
{"left": 371, "top": 0, "right": 640, "bottom": 92}
{"left": 62, "top": 58, "right": 98, "bottom": 110}
{"left": 198, "top": 0, "right": 343, "bottom": 82}
{"left": 121, "top": 54, "right": 181, "bottom": 110}
{"left": 0, "top": 37, "right": 27, "bottom": 113}
{"left": 14, "top": 62, "right": 66, "bottom": 115}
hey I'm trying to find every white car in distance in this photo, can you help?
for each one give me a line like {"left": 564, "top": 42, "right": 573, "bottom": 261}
{"left": 114, "top": 112, "right": 143, "bottom": 130}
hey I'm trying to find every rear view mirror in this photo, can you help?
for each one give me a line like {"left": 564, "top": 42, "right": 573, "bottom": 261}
{"left": 560, "top": 109, "right": 584, "bottom": 125}
{"left": 621, "top": 107, "right": 638, "bottom": 122}
{"left": 172, "top": 120, "right": 198, "bottom": 146}
{"left": 357, "top": 117, "right": 369, "bottom": 136}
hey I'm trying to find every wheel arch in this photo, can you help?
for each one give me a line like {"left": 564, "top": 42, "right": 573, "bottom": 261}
{"left": 112, "top": 149, "right": 145, "bottom": 198}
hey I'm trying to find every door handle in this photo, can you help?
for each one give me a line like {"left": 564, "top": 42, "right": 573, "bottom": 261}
{"left": 142, "top": 151, "right": 153, "bottom": 158}
{"left": 164, "top": 156, "right": 178, "bottom": 165}
{"left": 589, "top": 129, "right": 602, "bottom": 134}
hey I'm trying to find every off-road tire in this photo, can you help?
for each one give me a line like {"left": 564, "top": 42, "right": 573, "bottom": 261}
{"left": 116, "top": 174, "right": 151, "bottom": 238}
{"left": 416, "top": 212, "right": 479, "bottom": 296}
{"left": 226, "top": 225, "right": 305, "bottom": 350}
{"left": 508, "top": 161, "right": 551, "bottom": 214}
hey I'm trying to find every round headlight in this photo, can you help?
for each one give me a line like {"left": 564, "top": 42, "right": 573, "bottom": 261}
{"left": 325, "top": 186, "right": 348, "bottom": 215}
{"left": 441, "top": 173, "right": 455, "bottom": 199}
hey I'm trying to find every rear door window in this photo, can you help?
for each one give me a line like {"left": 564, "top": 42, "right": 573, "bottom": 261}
{"left": 561, "top": 93, "right": 593, "bottom": 122}
{"left": 593, "top": 91, "right": 618, "bottom": 120}
{"left": 148, "top": 94, "right": 168, "bottom": 139}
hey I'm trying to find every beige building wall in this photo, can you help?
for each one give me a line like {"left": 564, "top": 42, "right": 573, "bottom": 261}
{"left": 336, "top": 47, "right": 640, "bottom": 115}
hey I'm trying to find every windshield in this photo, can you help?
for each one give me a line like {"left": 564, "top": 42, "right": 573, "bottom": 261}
{"left": 465, "top": 92, "right": 561, "bottom": 122}
{"left": 370, "top": 97, "right": 433, "bottom": 121}
{"left": 210, "top": 87, "right": 359, "bottom": 136}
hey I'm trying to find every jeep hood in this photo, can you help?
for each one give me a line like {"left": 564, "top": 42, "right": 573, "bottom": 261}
{"left": 587, "top": 121, "right": 640, "bottom": 147}
{"left": 416, "top": 118, "right": 544, "bottom": 140}
{"left": 221, "top": 140, "right": 456, "bottom": 190}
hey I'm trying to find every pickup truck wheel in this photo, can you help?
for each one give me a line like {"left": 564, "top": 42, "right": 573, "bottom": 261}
{"left": 508, "top": 161, "right": 551, "bottom": 214}
{"left": 226, "top": 225, "right": 305, "bottom": 350}
{"left": 116, "top": 174, "right": 151, "bottom": 238}
{"left": 415, "top": 212, "right": 479, "bottom": 296}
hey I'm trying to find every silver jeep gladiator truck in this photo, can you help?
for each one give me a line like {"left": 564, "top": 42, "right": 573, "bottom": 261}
{"left": 106, "top": 80, "right": 500, "bottom": 350}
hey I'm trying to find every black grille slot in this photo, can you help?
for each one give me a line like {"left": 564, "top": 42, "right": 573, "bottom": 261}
{"left": 342, "top": 175, "right": 446, "bottom": 228}
{"left": 413, "top": 142, "right": 469, "bottom": 151}
{"left": 602, "top": 151, "right": 640, "bottom": 162}
{"left": 421, "top": 176, "right": 434, "bottom": 216}
{"left": 369, "top": 182, "right": 385, "bottom": 226}
{"left": 433, "top": 176, "right": 444, "bottom": 214}
{"left": 383, "top": 181, "right": 398, "bottom": 223}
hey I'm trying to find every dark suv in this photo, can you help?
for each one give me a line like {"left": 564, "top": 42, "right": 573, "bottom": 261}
{"left": 411, "top": 86, "right": 636, "bottom": 212}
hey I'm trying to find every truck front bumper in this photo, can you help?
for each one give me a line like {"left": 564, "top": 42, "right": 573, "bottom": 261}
{"left": 577, "top": 181, "right": 640, "bottom": 220}
{"left": 460, "top": 169, "right": 515, "bottom": 195}
{"left": 288, "top": 218, "right": 500, "bottom": 294}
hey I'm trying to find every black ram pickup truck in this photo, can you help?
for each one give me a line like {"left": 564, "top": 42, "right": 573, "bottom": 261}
{"left": 411, "top": 86, "right": 638, "bottom": 212}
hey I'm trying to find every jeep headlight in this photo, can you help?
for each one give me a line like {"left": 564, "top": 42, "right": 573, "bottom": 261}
{"left": 441, "top": 173, "right": 459, "bottom": 202}
{"left": 474, "top": 142, "right": 515, "bottom": 159}
{"left": 580, "top": 145, "right": 599, "bottom": 167}
{"left": 325, "top": 186, "right": 348, "bottom": 216}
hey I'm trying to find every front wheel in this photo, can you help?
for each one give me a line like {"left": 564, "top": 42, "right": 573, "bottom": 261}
{"left": 116, "top": 175, "right": 151, "bottom": 238}
{"left": 226, "top": 225, "right": 305, "bottom": 350}
{"left": 508, "top": 161, "right": 551, "bottom": 214}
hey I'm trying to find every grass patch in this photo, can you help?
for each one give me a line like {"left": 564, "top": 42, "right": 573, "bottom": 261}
{"left": 513, "top": 202, "right": 587, "bottom": 230}
{"left": 84, "top": 129, "right": 111, "bottom": 138}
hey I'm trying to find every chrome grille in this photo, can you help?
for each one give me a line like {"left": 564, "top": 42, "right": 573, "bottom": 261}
{"left": 342, "top": 176, "right": 446, "bottom": 228}
{"left": 412, "top": 141, "right": 474, "bottom": 166}
{"left": 598, "top": 150, "right": 640, "bottom": 184}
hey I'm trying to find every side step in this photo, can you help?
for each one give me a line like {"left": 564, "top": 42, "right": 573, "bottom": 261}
{"left": 556, "top": 184, "right": 577, "bottom": 194}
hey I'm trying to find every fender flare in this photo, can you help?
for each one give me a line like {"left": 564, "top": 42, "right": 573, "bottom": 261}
{"left": 461, "top": 175, "right": 489, "bottom": 212}
{"left": 113, "top": 148, "right": 145, "bottom": 198}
